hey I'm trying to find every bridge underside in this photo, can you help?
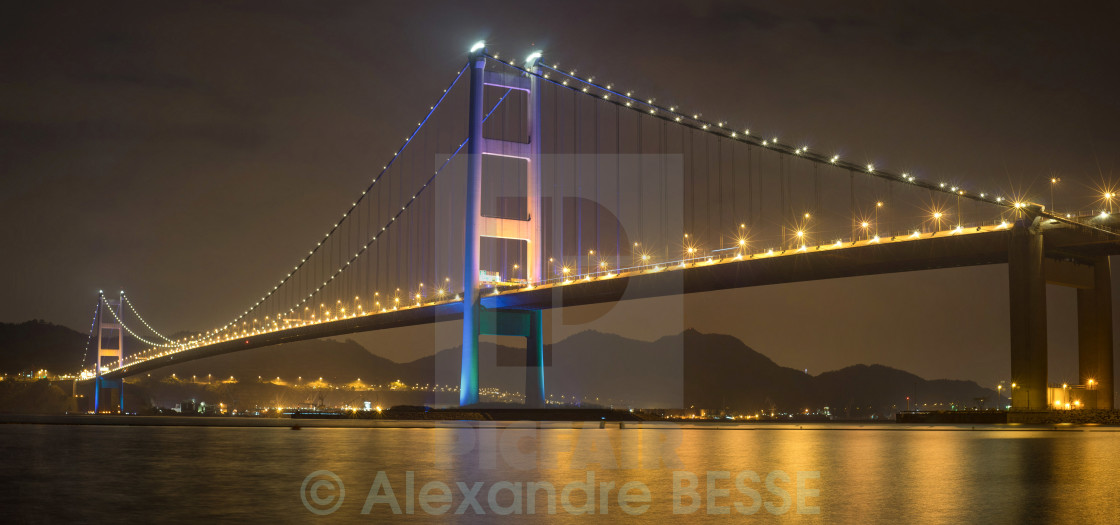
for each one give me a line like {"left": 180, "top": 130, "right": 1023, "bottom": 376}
{"left": 103, "top": 221, "right": 1117, "bottom": 411}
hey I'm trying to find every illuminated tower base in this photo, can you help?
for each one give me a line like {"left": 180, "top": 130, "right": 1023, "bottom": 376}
{"left": 94, "top": 376, "right": 124, "bottom": 414}
{"left": 477, "top": 308, "right": 545, "bottom": 407}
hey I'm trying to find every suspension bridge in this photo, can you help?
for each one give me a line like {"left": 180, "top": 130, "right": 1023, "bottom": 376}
{"left": 77, "top": 43, "right": 1120, "bottom": 413}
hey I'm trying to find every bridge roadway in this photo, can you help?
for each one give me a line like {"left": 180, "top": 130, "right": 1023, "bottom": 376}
{"left": 100, "top": 218, "right": 1120, "bottom": 380}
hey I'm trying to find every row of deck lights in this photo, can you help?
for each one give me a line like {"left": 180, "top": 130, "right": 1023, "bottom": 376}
{"left": 117, "top": 205, "right": 1039, "bottom": 370}
{"left": 108, "top": 195, "right": 1041, "bottom": 370}
{"left": 97, "top": 200, "right": 1064, "bottom": 376}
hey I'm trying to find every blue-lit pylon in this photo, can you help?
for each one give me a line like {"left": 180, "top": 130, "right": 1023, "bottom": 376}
{"left": 460, "top": 45, "right": 546, "bottom": 407}
{"left": 94, "top": 292, "right": 125, "bottom": 413}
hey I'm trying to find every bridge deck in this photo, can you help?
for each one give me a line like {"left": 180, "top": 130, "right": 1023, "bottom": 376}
{"left": 99, "top": 220, "right": 1119, "bottom": 379}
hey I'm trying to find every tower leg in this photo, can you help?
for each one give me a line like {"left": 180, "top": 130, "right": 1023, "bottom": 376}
{"left": 1078, "top": 256, "right": 1114, "bottom": 409}
{"left": 459, "top": 48, "right": 486, "bottom": 406}
{"left": 527, "top": 59, "right": 543, "bottom": 284}
{"left": 1008, "top": 220, "right": 1047, "bottom": 410}
{"left": 525, "top": 309, "right": 545, "bottom": 408}
{"left": 94, "top": 377, "right": 101, "bottom": 413}
{"left": 460, "top": 308, "right": 480, "bottom": 406}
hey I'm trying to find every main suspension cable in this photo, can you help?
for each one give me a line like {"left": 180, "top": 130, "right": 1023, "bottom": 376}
{"left": 121, "top": 293, "right": 174, "bottom": 343}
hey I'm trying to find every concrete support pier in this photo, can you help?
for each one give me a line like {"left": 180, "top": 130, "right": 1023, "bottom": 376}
{"left": 1077, "top": 256, "right": 1114, "bottom": 409}
{"left": 1008, "top": 219, "right": 1047, "bottom": 410}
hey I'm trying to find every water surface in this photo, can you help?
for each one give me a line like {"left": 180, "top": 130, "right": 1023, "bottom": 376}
{"left": 2, "top": 422, "right": 1117, "bottom": 523}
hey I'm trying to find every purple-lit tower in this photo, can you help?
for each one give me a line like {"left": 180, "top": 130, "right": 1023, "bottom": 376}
{"left": 460, "top": 43, "right": 546, "bottom": 407}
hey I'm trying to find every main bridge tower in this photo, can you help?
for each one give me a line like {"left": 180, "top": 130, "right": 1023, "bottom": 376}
{"left": 94, "top": 292, "right": 125, "bottom": 413}
{"left": 460, "top": 44, "right": 546, "bottom": 407}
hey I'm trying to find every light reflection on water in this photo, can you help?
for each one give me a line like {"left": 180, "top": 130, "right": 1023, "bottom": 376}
{"left": 1, "top": 423, "right": 1118, "bottom": 523}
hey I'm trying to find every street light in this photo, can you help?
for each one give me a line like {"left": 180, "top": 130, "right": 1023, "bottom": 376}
{"left": 1011, "top": 382, "right": 1030, "bottom": 410}
{"left": 956, "top": 192, "right": 963, "bottom": 228}
{"left": 1050, "top": 177, "right": 1060, "bottom": 212}
{"left": 875, "top": 201, "right": 883, "bottom": 235}
{"left": 735, "top": 224, "right": 750, "bottom": 256}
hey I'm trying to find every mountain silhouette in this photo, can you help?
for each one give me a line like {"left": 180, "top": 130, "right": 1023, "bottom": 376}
{"left": 0, "top": 320, "right": 89, "bottom": 375}
{"left": 0, "top": 321, "right": 995, "bottom": 413}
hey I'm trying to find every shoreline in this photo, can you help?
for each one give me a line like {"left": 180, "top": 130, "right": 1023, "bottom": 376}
{"left": 2, "top": 413, "right": 1119, "bottom": 431}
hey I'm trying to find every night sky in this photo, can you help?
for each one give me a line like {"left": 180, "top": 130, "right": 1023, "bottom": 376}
{"left": 3, "top": 1, "right": 1119, "bottom": 390}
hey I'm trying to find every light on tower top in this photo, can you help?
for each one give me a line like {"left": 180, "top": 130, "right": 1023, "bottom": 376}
{"left": 525, "top": 51, "right": 543, "bottom": 67}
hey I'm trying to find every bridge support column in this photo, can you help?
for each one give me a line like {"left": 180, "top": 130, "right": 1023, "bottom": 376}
{"left": 460, "top": 46, "right": 486, "bottom": 406}
{"left": 1077, "top": 256, "right": 1114, "bottom": 409}
{"left": 1008, "top": 219, "right": 1047, "bottom": 410}
{"left": 526, "top": 309, "right": 545, "bottom": 408}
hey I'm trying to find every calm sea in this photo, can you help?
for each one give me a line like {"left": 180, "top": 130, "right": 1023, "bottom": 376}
{"left": 1, "top": 421, "right": 1118, "bottom": 523}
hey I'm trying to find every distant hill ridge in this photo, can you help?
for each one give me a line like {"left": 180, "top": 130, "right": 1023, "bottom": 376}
{"left": 0, "top": 320, "right": 88, "bottom": 374}
{"left": 0, "top": 321, "right": 994, "bottom": 413}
